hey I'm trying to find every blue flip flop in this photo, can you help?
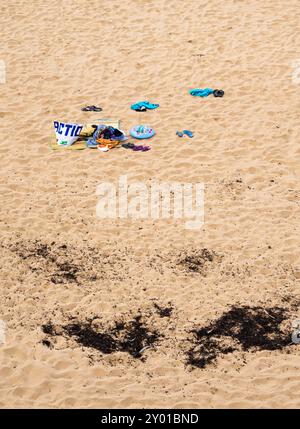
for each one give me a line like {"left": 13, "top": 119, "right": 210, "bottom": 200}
{"left": 190, "top": 88, "right": 214, "bottom": 97}
{"left": 183, "top": 130, "right": 194, "bottom": 138}
{"left": 131, "top": 101, "right": 159, "bottom": 111}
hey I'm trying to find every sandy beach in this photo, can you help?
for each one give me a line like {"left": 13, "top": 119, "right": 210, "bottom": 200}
{"left": 0, "top": 0, "right": 300, "bottom": 408}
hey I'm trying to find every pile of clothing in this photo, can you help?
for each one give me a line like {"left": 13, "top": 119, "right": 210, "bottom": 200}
{"left": 86, "top": 125, "right": 127, "bottom": 150}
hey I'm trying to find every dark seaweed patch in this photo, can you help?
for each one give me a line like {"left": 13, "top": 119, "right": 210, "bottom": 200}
{"left": 4, "top": 239, "right": 107, "bottom": 285}
{"left": 8, "top": 240, "right": 50, "bottom": 260}
{"left": 178, "top": 248, "right": 216, "bottom": 273}
{"left": 187, "top": 305, "right": 291, "bottom": 368}
{"left": 120, "top": 315, "right": 159, "bottom": 358}
{"left": 51, "top": 262, "right": 80, "bottom": 284}
{"left": 63, "top": 322, "right": 117, "bottom": 354}
{"left": 42, "top": 315, "right": 160, "bottom": 360}
{"left": 187, "top": 338, "right": 236, "bottom": 368}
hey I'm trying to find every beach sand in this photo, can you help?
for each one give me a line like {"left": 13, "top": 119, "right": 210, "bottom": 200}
{"left": 0, "top": 0, "right": 300, "bottom": 408}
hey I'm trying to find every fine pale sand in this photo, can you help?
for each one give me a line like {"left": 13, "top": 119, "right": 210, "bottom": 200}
{"left": 1, "top": 0, "right": 300, "bottom": 409}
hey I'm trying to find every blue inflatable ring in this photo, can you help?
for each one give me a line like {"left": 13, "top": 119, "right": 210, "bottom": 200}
{"left": 130, "top": 125, "right": 155, "bottom": 139}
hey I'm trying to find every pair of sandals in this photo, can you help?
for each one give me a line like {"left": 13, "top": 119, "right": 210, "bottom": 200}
{"left": 176, "top": 130, "right": 194, "bottom": 138}
{"left": 122, "top": 143, "right": 151, "bottom": 152}
{"left": 81, "top": 105, "right": 102, "bottom": 112}
{"left": 131, "top": 101, "right": 160, "bottom": 112}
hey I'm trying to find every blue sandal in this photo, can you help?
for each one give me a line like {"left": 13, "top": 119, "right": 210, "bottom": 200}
{"left": 183, "top": 130, "right": 194, "bottom": 138}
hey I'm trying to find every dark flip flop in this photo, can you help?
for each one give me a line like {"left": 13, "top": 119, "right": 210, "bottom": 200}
{"left": 183, "top": 130, "right": 194, "bottom": 138}
{"left": 132, "top": 145, "right": 151, "bottom": 152}
{"left": 213, "top": 90, "right": 224, "bottom": 98}
{"left": 122, "top": 143, "right": 135, "bottom": 149}
{"left": 92, "top": 105, "right": 102, "bottom": 111}
{"left": 81, "top": 105, "right": 103, "bottom": 112}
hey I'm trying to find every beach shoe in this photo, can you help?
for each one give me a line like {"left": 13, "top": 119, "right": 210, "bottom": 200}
{"left": 132, "top": 145, "right": 144, "bottom": 151}
{"left": 183, "top": 130, "right": 194, "bottom": 138}
{"left": 190, "top": 88, "right": 214, "bottom": 97}
{"left": 213, "top": 89, "right": 224, "bottom": 97}
{"left": 122, "top": 143, "right": 150, "bottom": 152}
{"left": 176, "top": 131, "right": 184, "bottom": 137}
{"left": 81, "top": 105, "right": 102, "bottom": 112}
{"left": 141, "top": 101, "right": 159, "bottom": 110}
{"left": 131, "top": 101, "right": 159, "bottom": 111}
{"left": 122, "top": 143, "right": 135, "bottom": 149}
{"left": 132, "top": 145, "right": 151, "bottom": 152}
